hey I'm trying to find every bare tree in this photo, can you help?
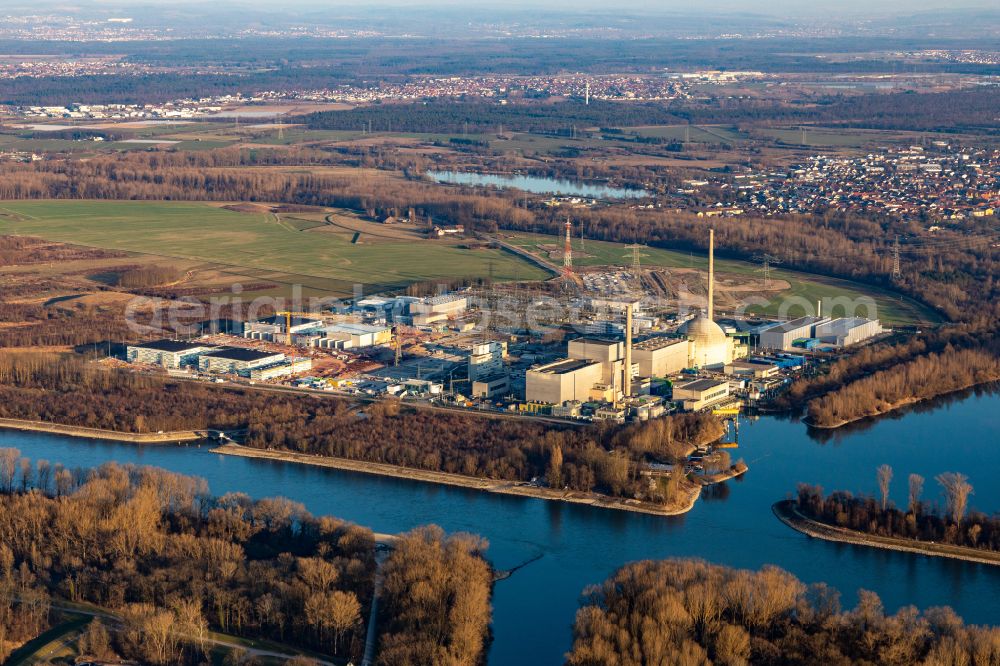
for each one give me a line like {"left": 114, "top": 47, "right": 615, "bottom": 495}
{"left": 877, "top": 464, "right": 893, "bottom": 511}
{"left": 908, "top": 474, "right": 924, "bottom": 514}
{"left": 0, "top": 449, "right": 19, "bottom": 493}
{"left": 936, "top": 472, "right": 974, "bottom": 524}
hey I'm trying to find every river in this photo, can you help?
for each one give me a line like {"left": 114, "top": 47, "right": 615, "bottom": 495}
{"left": 427, "top": 170, "right": 650, "bottom": 200}
{"left": 2, "top": 387, "right": 998, "bottom": 664}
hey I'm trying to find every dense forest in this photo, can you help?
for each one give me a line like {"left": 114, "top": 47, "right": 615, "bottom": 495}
{"left": 0, "top": 457, "right": 376, "bottom": 663}
{"left": 796, "top": 471, "right": 999, "bottom": 552}
{"left": 377, "top": 527, "right": 493, "bottom": 666}
{"left": 566, "top": 558, "right": 1000, "bottom": 665}
{"left": 0, "top": 353, "right": 724, "bottom": 504}
{"left": 806, "top": 345, "right": 1000, "bottom": 427}
{"left": 303, "top": 87, "right": 1000, "bottom": 135}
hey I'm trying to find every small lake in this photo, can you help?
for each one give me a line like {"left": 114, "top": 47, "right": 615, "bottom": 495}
{"left": 2, "top": 386, "right": 998, "bottom": 664}
{"left": 427, "top": 170, "right": 651, "bottom": 199}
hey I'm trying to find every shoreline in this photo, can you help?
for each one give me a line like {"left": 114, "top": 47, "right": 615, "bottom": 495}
{"left": 0, "top": 418, "right": 205, "bottom": 443}
{"left": 212, "top": 443, "right": 703, "bottom": 516}
{"left": 773, "top": 500, "right": 1000, "bottom": 567}
{"left": 804, "top": 378, "right": 1000, "bottom": 430}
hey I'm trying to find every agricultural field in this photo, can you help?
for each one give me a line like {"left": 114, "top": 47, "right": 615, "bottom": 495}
{"left": 503, "top": 232, "right": 940, "bottom": 325}
{"left": 0, "top": 200, "right": 550, "bottom": 297}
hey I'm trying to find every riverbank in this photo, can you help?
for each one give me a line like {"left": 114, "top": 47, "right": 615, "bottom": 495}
{"left": 773, "top": 500, "right": 1000, "bottom": 567}
{"left": 0, "top": 418, "right": 205, "bottom": 443}
{"left": 805, "top": 378, "right": 1000, "bottom": 430}
{"left": 213, "top": 444, "right": 702, "bottom": 516}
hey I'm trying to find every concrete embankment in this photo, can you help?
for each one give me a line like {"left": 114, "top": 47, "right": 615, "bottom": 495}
{"left": 213, "top": 443, "right": 701, "bottom": 516}
{"left": 773, "top": 500, "right": 1000, "bottom": 567}
{"left": 0, "top": 418, "right": 204, "bottom": 443}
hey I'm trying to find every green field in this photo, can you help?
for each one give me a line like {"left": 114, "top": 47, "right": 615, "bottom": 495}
{"left": 0, "top": 200, "right": 549, "bottom": 296}
{"left": 505, "top": 232, "right": 940, "bottom": 325}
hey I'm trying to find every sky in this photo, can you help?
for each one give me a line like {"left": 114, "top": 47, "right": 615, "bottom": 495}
{"left": 41, "top": 0, "right": 1000, "bottom": 17}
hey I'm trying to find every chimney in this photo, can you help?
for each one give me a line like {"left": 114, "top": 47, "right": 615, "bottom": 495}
{"left": 624, "top": 304, "right": 634, "bottom": 399}
{"left": 708, "top": 228, "right": 715, "bottom": 321}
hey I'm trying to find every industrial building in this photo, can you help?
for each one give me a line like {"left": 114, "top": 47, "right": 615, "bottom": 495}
{"left": 814, "top": 317, "right": 884, "bottom": 347}
{"left": 243, "top": 315, "right": 323, "bottom": 342}
{"left": 198, "top": 347, "right": 286, "bottom": 376}
{"left": 759, "top": 316, "right": 830, "bottom": 351}
{"left": 724, "top": 359, "right": 781, "bottom": 379}
{"left": 409, "top": 294, "right": 468, "bottom": 326}
{"left": 315, "top": 323, "right": 392, "bottom": 349}
{"left": 126, "top": 339, "right": 215, "bottom": 369}
{"left": 672, "top": 378, "right": 730, "bottom": 411}
{"left": 471, "top": 373, "right": 510, "bottom": 399}
{"left": 632, "top": 337, "right": 689, "bottom": 378}
{"left": 249, "top": 358, "right": 314, "bottom": 381}
{"left": 525, "top": 358, "right": 604, "bottom": 405}
{"left": 469, "top": 341, "right": 507, "bottom": 380}
{"left": 567, "top": 337, "right": 627, "bottom": 389}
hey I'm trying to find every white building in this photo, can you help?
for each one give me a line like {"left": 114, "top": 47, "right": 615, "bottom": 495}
{"left": 469, "top": 341, "right": 507, "bottom": 381}
{"left": 198, "top": 348, "right": 286, "bottom": 376}
{"left": 126, "top": 339, "right": 214, "bottom": 368}
{"left": 814, "top": 317, "right": 884, "bottom": 347}
{"left": 759, "top": 316, "right": 830, "bottom": 351}
{"left": 316, "top": 323, "right": 392, "bottom": 349}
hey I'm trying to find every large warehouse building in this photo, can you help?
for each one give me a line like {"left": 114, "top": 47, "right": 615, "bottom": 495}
{"left": 198, "top": 347, "right": 286, "bottom": 376}
{"left": 126, "top": 339, "right": 216, "bottom": 369}
{"left": 315, "top": 323, "right": 392, "bottom": 349}
{"left": 814, "top": 317, "right": 884, "bottom": 347}
{"left": 409, "top": 294, "right": 468, "bottom": 326}
{"left": 525, "top": 359, "right": 604, "bottom": 405}
{"left": 759, "top": 316, "right": 830, "bottom": 351}
{"left": 632, "top": 337, "right": 690, "bottom": 378}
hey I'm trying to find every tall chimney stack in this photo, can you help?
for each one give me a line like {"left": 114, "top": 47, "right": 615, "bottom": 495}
{"left": 708, "top": 228, "right": 715, "bottom": 321}
{"left": 624, "top": 303, "right": 634, "bottom": 399}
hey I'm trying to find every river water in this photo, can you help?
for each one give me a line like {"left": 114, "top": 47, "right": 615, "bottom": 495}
{"left": 2, "top": 388, "right": 998, "bottom": 664}
{"left": 427, "top": 170, "right": 650, "bottom": 200}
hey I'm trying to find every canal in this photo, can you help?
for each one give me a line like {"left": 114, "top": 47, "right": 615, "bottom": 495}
{"left": 2, "top": 387, "right": 998, "bottom": 664}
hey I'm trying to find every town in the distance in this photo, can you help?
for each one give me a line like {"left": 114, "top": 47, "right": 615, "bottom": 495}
{"left": 0, "top": 1, "right": 997, "bottom": 665}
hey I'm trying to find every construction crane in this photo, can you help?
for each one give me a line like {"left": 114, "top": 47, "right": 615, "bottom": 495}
{"left": 391, "top": 324, "right": 418, "bottom": 366}
{"left": 275, "top": 311, "right": 324, "bottom": 346}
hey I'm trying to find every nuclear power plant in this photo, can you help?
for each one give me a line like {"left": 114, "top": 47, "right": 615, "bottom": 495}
{"left": 524, "top": 228, "right": 751, "bottom": 418}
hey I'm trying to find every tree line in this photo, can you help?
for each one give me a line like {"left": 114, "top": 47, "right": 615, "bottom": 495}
{"left": 806, "top": 344, "right": 1000, "bottom": 428}
{"left": 0, "top": 353, "right": 724, "bottom": 505}
{"left": 566, "top": 558, "right": 1000, "bottom": 665}
{"left": 795, "top": 465, "right": 998, "bottom": 552}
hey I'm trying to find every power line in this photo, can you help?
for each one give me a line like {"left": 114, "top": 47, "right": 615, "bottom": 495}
{"left": 753, "top": 253, "right": 782, "bottom": 288}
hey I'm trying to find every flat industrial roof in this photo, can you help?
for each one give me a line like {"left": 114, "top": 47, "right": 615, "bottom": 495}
{"left": 324, "top": 323, "right": 390, "bottom": 335}
{"left": 763, "top": 316, "right": 825, "bottom": 334}
{"left": 535, "top": 358, "right": 601, "bottom": 375}
{"left": 570, "top": 337, "right": 621, "bottom": 347}
{"left": 675, "top": 378, "right": 727, "bottom": 392}
{"left": 201, "top": 347, "right": 282, "bottom": 362}
{"left": 633, "top": 336, "right": 687, "bottom": 351}
{"left": 131, "top": 339, "right": 211, "bottom": 353}
{"left": 260, "top": 315, "right": 321, "bottom": 327}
